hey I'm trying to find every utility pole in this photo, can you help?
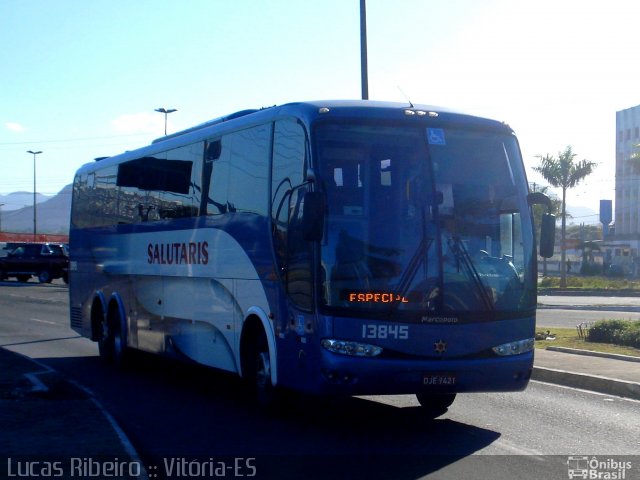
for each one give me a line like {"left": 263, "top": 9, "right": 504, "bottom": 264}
{"left": 27, "top": 150, "right": 42, "bottom": 241}
{"left": 360, "top": 0, "right": 369, "bottom": 100}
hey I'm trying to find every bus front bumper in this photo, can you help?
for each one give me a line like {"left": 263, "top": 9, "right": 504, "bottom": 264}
{"left": 313, "top": 349, "right": 534, "bottom": 396}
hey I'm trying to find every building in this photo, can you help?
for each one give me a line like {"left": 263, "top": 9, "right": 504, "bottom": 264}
{"left": 609, "top": 104, "right": 640, "bottom": 274}
{"left": 616, "top": 105, "right": 640, "bottom": 237}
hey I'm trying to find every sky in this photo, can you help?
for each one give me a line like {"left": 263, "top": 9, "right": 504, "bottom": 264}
{"left": 1, "top": 0, "right": 639, "bottom": 222}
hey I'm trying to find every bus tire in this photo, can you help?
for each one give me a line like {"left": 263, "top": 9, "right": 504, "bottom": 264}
{"left": 98, "top": 300, "right": 129, "bottom": 367}
{"left": 97, "top": 312, "right": 114, "bottom": 363}
{"left": 415, "top": 393, "right": 456, "bottom": 417}
{"left": 16, "top": 275, "right": 30, "bottom": 283}
{"left": 241, "top": 323, "right": 277, "bottom": 410}
{"left": 107, "top": 301, "right": 129, "bottom": 368}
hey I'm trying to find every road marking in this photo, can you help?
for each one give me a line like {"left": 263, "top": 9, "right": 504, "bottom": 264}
{"left": 8, "top": 293, "right": 64, "bottom": 304}
{"left": 29, "top": 318, "right": 56, "bottom": 325}
{"left": 531, "top": 379, "right": 640, "bottom": 404}
{"left": 67, "top": 378, "right": 150, "bottom": 480}
{"left": 491, "top": 438, "right": 546, "bottom": 457}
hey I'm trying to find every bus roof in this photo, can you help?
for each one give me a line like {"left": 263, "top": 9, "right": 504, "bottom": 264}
{"left": 77, "top": 100, "right": 513, "bottom": 176}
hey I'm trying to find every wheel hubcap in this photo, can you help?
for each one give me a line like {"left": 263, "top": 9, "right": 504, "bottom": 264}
{"left": 256, "top": 351, "right": 271, "bottom": 388}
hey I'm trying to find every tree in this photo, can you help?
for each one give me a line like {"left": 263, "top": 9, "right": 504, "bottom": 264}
{"left": 534, "top": 146, "right": 597, "bottom": 287}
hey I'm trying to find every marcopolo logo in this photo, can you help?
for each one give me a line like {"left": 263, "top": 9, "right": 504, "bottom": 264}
{"left": 567, "top": 456, "right": 633, "bottom": 479}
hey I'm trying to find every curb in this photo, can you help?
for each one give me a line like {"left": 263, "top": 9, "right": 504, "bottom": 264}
{"left": 532, "top": 366, "right": 640, "bottom": 401}
{"left": 546, "top": 346, "right": 640, "bottom": 363}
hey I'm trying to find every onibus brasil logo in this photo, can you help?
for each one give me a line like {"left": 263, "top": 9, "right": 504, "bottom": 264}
{"left": 567, "top": 456, "right": 633, "bottom": 479}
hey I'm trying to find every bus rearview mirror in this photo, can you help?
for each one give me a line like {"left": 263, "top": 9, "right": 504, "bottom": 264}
{"left": 539, "top": 213, "right": 556, "bottom": 258}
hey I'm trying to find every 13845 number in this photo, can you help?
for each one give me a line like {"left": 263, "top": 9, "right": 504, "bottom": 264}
{"left": 362, "top": 324, "right": 409, "bottom": 340}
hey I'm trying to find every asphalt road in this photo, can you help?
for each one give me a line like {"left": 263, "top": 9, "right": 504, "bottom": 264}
{"left": 537, "top": 294, "right": 640, "bottom": 328}
{"left": 1, "top": 281, "right": 639, "bottom": 480}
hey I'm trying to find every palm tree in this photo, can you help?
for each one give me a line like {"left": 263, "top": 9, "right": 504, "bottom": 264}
{"left": 534, "top": 146, "right": 596, "bottom": 287}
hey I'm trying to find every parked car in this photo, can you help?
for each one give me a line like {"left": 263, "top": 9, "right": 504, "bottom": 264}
{"left": 0, "top": 243, "right": 69, "bottom": 283}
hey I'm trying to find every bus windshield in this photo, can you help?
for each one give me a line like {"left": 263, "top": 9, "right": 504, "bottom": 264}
{"left": 315, "top": 121, "right": 535, "bottom": 321}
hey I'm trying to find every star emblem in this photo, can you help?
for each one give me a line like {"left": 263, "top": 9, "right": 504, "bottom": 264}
{"left": 434, "top": 340, "right": 447, "bottom": 354}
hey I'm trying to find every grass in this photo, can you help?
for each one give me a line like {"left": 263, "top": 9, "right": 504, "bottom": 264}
{"left": 536, "top": 326, "right": 640, "bottom": 357}
{"left": 538, "top": 275, "right": 640, "bottom": 290}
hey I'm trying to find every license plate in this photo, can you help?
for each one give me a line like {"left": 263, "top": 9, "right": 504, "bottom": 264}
{"left": 423, "top": 373, "right": 457, "bottom": 386}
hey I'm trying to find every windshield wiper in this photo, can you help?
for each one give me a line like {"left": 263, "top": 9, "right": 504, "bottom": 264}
{"left": 447, "top": 237, "right": 494, "bottom": 310}
{"left": 395, "top": 237, "right": 433, "bottom": 303}
{"left": 384, "top": 234, "right": 434, "bottom": 320}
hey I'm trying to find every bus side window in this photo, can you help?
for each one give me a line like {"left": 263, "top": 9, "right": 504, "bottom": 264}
{"left": 71, "top": 173, "right": 92, "bottom": 228}
{"left": 206, "top": 125, "right": 270, "bottom": 216}
{"left": 114, "top": 143, "right": 202, "bottom": 223}
{"left": 161, "top": 142, "right": 203, "bottom": 219}
{"left": 227, "top": 125, "right": 270, "bottom": 216}
{"left": 91, "top": 165, "right": 119, "bottom": 226}
{"left": 207, "top": 136, "right": 231, "bottom": 215}
{"left": 200, "top": 140, "right": 220, "bottom": 215}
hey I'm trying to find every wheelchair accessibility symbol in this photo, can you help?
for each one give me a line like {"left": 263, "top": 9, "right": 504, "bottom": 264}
{"left": 427, "top": 128, "right": 446, "bottom": 146}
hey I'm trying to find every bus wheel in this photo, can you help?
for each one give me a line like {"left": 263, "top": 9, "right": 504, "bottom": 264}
{"left": 242, "top": 327, "right": 277, "bottom": 410}
{"left": 415, "top": 393, "right": 456, "bottom": 417}
{"left": 99, "top": 304, "right": 128, "bottom": 367}
{"left": 97, "top": 315, "right": 115, "bottom": 363}
{"left": 16, "top": 275, "right": 30, "bottom": 283}
{"left": 255, "top": 349, "right": 273, "bottom": 407}
{"left": 109, "top": 306, "right": 129, "bottom": 368}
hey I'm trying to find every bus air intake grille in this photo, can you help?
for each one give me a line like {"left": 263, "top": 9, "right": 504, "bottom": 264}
{"left": 70, "top": 307, "right": 83, "bottom": 329}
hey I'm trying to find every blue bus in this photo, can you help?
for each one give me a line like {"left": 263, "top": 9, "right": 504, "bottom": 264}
{"left": 69, "top": 100, "right": 554, "bottom": 414}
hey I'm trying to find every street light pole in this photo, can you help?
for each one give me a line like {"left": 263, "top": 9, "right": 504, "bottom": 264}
{"left": 360, "top": 0, "right": 369, "bottom": 100}
{"left": 27, "top": 150, "right": 42, "bottom": 241}
{"left": 154, "top": 107, "right": 177, "bottom": 136}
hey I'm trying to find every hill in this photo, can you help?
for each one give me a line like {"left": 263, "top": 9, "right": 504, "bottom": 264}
{"left": 1, "top": 185, "right": 71, "bottom": 234}
{"left": 566, "top": 204, "right": 600, "bottom": 226}
{"left": 0, "top": 191, "right": 49, "bottom": 211}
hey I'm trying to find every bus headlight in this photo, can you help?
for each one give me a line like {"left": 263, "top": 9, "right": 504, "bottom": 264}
{"left": 492, "top": 338, "right": 535, "bottom": 356}
{"left": 321, "top": 339, "right": 383, "bottom": 357}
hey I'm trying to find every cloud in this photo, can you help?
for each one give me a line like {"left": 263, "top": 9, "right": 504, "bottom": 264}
{"left": 5, "top": 122, "right": 25, "bottom": 133}
{"left": 111, "top": 112, "right": 164, "bottom": 135}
